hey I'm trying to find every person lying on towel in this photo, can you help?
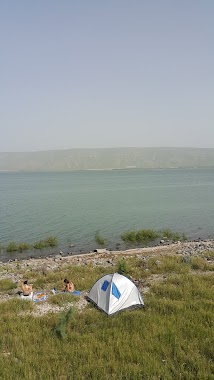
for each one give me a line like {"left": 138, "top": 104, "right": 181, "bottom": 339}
{"left": 62, "top": 278, "right": 75, "bottom": 293}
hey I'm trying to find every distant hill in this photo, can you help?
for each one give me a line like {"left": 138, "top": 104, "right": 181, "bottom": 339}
{"left": 1, "top": 147, "right": 214, "bottom": 171}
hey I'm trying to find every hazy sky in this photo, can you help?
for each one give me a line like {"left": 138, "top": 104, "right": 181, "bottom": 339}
{"left": 0, "top": 1, "right": 213, "bottom": 152}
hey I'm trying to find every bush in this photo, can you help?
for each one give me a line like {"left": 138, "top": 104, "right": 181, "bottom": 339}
{"left": 33, "top": 240, "right": 46, "bottom": 249}
{"left": 121, "top": 229, "right": 159, "bottom": 243}
{"left": 136, "top": 229, "right": 160, "bottom": 242}
{"left": 121, "top": 230, "right": 136, "bottom": 243}
{"left": 117, "top": 258, "right": 129, "bottom": 275}
{"left": 95, "top": 233, "right": 105, "bottom": 246}
{"left": 161, "top": 229, "right": 174, "bottom": 239}
{"left": 172, "top": 232, "right": 180, "bottom": 242}
{"left": 34, "top": 236, "right": 58, "bottom": 249}
{"left": 161, "top": 229, "right": 181, "bottom": 242}
{"left": 6, "top": 241, "right": 18, "bottom": 252}
{"left": 17, "top": 242, "right": 32, "bottom": 252}
{"left": 44, "top": 236, "right": 58, "bottom": 247}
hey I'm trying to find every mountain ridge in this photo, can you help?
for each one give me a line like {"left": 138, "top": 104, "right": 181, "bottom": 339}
{"left": 0, "top": 147, "right": 214, "bottom": 171}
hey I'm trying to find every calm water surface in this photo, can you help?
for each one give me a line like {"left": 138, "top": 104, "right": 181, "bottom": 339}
{"left": 0, "top": 169, "right": 214, "bottom": 259}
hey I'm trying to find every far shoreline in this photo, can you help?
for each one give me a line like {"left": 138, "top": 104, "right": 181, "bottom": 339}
{"left": 0, "top": 167, "right": 214, "bottom": 173}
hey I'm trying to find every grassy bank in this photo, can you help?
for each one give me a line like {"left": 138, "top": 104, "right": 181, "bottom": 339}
{"left": 0, "top": 249, "right": 214, "bottom": 379}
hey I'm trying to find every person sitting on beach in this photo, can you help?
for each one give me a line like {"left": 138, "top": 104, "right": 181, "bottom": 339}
{"left": 62, "top": 279, "right": 74, "bottom": 293}
{"left": 21, "top": 280, "right": 33, "bottom": 295}
{"left": 20, "top": 280, "right": 33, "bottom": 299}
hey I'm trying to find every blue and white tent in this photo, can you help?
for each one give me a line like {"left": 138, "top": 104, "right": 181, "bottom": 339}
{"left": 88, "top": 273, "right": 144, "bottom": 315}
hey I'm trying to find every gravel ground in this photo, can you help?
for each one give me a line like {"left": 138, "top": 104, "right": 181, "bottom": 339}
{"left": 1, "top": 240, "right": 213, "bottom": 316}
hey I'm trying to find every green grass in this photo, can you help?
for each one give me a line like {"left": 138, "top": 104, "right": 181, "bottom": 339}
{"left": 121, "top": 229, "right": 160, "bottom": 244}
{"left": 54, "top": 307, "right": 76, "bottom": 339}
{"left": 17, "top": 242, "right": 32, "bottom": 252}
{"left": 117, "top": 258, "right": 129, "bottom": 275}
{"left": 190, "top": 256, "right": 214, "bottom": 271}
{"left": 2, "top": 229, "right": 189, "bottom": 257}
{"left": 3, "top": 236, "right": 58, "bottom": 253}
{"left": 0, "top": 279, "right": 17, "bottom": 291}
{"left": 33, "top": 240, "right": 47, "bottom": 249}
{"left": 161, "top": 228, "right": 187, "bottom": 242}
{"left": 181, "top": 232, "right": 187, "bottom": 241}
{"left": 121, "top": 230, "right": 137, "bottom": 242}
{"left": 6, "top": 241, "right": 18, "bottom": 252}
{"left": 32, "top": 263, "right": 113, "bottom": 292}
{"left": 6, "top": 241, "right": 32, "bottom": 253}
{"left": 0, "top": 254, "right": 213, "bottom": 379}
{"left": 44, "top": 236, "right": 58, "bottom": 247}
{"left": 95, "top": 233, "right": 106, "bottom": 246}
{"left": 49, "top": 293, "right": 80, "bottom": 306}
{"left": 121, "top": 228, "right": 184, "bottom": 244}
{"left": 33, "top": 236, "right": 58, "bottom": 249}
{"left": 147, "top": 255, "right": 190, "bottom": 274}
{"left": 202, "top": 250, "right": 214, "bottom": 259}
{"left": 161, "top": 228, "right": 176, "bottom": 240}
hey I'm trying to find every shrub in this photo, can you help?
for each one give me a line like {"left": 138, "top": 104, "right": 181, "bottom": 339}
{"left": 161, "top": 229, "right": 174, "bottom": 239}
{"left": 117, "top": 258, "right": 129, "bottom": 275}
{"left": 121, "top": 229, "right": 160, "bottom": 244}
{"left": 33, "top": 236, "right": 58, "bottom": 249}
{"left": 172, "top": 232, "right": 180, "bottom": 242}
{"left": 161, "top": 229, "right": 181, "bottom": 241}
{"left": 17, "top": 242, "right": 32, "bottom": 252}
{"left": 3, "top": 236, "right": 58, "bottom": 253}
{"left": 6, "top": 241, "right": 18, "bottom": 252}
{"left": 44, "top": 236, "right": 58, "bottom": 247}
{"left": 121, "top": 230, "right": 136, "bottom": 243}
{"left": 95, "top": 233, "right": 105, "bottom": 245}
{"left": 136, "top": 229, "right": 160, "bottom": 242}
{"left": 33, "top": 240, "right": 47, "bottom": 250}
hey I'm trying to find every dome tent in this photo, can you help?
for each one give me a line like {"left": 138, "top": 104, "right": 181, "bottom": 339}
{"left": 88, "top": 273, "right": 144, "bottom": 316}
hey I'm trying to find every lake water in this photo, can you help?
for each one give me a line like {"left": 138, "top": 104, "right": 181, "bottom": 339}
{"left": 0, "top": 169, "right": 214, "bottom": 260}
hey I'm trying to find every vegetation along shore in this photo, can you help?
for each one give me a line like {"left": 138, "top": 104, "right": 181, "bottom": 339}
{"left": 0, "top": 228, "right": 188, "bottom": 262}
{"left": 0, "top": 238, "right": 214, "bottom": 378}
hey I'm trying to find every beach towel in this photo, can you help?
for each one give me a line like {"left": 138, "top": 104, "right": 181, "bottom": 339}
{"left": 20, "top": 292, "right": 33, "bottom": 301}
{"left": 51, "top": 289, "right": 81, "bottom": 296}
{"left": 33, "top": 292, "right": 47, "bottom": 302}
{"left": 71, "top": 290, "right": 81, "bottom": 296}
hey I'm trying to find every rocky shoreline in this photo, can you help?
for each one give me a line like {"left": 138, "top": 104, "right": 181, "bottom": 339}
{"left": 1, "top": 239, "right": 214, "bottom": 277}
